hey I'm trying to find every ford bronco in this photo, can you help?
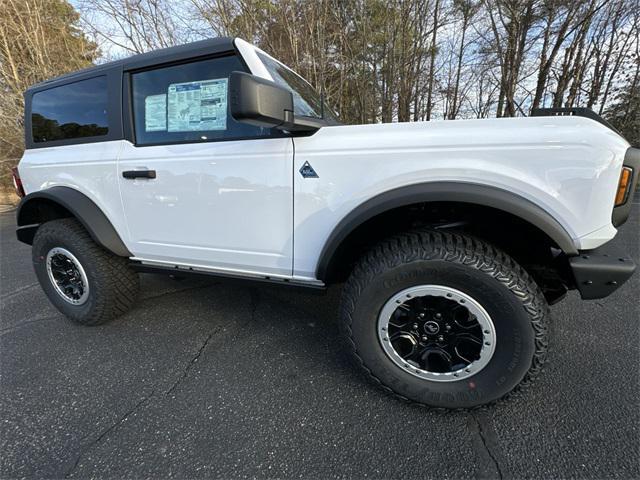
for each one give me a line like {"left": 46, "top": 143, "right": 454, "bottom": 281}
{"left": 13, "top": 38, "right": 638, "bottom": 408}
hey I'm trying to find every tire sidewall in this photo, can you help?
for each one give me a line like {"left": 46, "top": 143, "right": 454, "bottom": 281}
{"left": 349, "top": 259, "right": 536, "bottom": 408}
{"left": 33, "top": 225, "right": 100, "bottom": 324}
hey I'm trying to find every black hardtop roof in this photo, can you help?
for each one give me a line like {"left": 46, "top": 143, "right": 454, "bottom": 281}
{"left": 27, "top": 37, "right": 236, "bottom": 93}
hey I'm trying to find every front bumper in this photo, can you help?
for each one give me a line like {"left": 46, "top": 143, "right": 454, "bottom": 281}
{"left": 569, "top": 246, "right": 636, "bottom": 300}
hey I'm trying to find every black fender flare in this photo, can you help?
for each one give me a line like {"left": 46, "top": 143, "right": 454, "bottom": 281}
{"left": 16, "top": 186, "right": 132, "bottom": 257}
{"left": 315, "top": 182, "right": 578, "bottom": 281}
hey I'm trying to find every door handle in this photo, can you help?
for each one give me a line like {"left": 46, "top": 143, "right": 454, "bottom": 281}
{"left": 122, "top": 169, "right": 156, "bottom": 180}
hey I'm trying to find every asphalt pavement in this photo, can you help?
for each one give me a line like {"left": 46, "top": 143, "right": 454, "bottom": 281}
{"left": 1, "top": 200, "right": 638, "bottom": 479}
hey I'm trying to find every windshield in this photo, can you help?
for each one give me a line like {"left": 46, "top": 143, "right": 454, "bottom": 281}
{"left": 256, "top": 51, "right": 337, "bottom": 122}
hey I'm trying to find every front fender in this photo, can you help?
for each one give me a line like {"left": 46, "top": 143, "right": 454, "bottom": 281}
{"left": 315, "top": 182, "right": 578, "bottom": 280}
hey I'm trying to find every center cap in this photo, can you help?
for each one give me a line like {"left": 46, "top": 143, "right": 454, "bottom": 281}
{"left": 423, "top": 320, "right": 440, "bottom": 335}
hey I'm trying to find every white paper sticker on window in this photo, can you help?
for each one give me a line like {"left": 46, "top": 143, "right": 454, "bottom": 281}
{"left": 167, "top": 78, "right": 227, "bottom": 132}
{"left": 144, "top": 94, "right": 166, "bottom": 132}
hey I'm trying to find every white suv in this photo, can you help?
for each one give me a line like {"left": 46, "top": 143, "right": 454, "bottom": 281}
{"left": 13, "top": 38, "right": 638, "bottom": 409}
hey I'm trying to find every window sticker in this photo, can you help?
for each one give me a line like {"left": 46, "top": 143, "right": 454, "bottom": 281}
{"left": 144, "top": 94, "right": 167, "bottom": 132}
{"left": 167, "top": 78, "right": 227, "bottom": 132}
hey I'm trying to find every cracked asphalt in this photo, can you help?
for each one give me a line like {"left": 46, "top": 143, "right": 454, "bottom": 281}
{"left": 1, "top": 201, "right": 638, "bottom": 480}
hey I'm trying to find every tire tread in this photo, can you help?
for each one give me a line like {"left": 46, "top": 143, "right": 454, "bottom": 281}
{"left": 340, "top": 229, "right": 550, "bottom": 410}
{"left": 33, "top": 218, "right": 138, "bottom": 325}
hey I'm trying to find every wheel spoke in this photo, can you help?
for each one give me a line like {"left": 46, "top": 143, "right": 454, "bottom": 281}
{"left": 390, "top": 333, "right": 418, "bottom": 359}
{"left": 454, "top": 345, "right": 473, "bottom": 364}
{"left": 388, "top": 310, "right": 410, "bottom": 329}
{"left": 453, "top": 332, "right": 483, "bottom": 345}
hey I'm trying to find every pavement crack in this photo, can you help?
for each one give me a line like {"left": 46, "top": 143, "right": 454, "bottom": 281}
{"left": 165, "top": 329, "right": 218, "bottom": 396}
{"left": 468, "top": 411, "right": 505, "bottom": 480}
{"left": 64, "top": 389, "right": 155, "bottom": 478}
{"left": 164, "top": 288, "right": 258, "bottom": 397}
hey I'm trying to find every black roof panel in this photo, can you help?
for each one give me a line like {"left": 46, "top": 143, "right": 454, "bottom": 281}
{"left": 27, "top": 37, "right": 236, "bottom": 92}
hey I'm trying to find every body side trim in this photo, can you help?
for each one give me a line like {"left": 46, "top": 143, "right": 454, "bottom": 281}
{"left": 16, "top": 186, "right": 131, "bottom": 257}
{"left": 315, "top": 182, "right": 579, "bottom": 280}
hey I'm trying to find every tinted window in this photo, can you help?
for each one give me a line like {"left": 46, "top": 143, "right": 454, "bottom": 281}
{"left": 131, "top": 55, "right": 276, "bottom": 145}
{"left": 31, "top": 76, "right": 109, "bottom": 143}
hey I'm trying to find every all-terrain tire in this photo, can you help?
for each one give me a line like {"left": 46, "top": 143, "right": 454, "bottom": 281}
{"left": 340, "top": 230, "right": 549, "bottom": 409}
{"left": 32, "top": 218, "right": 139, "bottom": 326}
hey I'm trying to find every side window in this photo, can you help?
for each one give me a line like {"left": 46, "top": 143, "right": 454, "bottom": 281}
{"left": 257, "top": 52, "right": 323, "bottom": 119}
{"left": 31, "top": 76, "right": 109, "bottom": 143}
{"left": 131, "top": 55, "right": 275, "bottom": 145}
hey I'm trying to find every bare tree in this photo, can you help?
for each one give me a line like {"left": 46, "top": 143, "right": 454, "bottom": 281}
{"left": 77, "top": 0, "right": 186, "bottom": 55}
{"left": 445, "top": 0, "right": 479, "bottom": 119}
{"left": 0, "top": 0, "right": 99, "bottom": 191}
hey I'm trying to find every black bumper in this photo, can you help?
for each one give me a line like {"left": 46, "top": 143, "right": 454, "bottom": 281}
{"left": 569, "top": 246, "right": 636, "bottom": 300}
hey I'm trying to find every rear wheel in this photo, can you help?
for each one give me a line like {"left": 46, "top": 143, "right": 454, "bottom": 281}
{"left": 340, "top": 230, "right": 549, "bottom": 409}
{"left": 32, "top": 218, "right": 139, "bottom": 326}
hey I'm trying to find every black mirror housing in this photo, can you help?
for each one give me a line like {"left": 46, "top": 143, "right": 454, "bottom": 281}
{"left": 229, "top": 71, "right": 294, "bottom": 128}
{"left": 229, "top": 71, "right": 323, "bottom": 132}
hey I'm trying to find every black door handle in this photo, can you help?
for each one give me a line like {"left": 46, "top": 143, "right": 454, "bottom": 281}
{"left": 122, "top": 170, "right": 156, "bottom": 179}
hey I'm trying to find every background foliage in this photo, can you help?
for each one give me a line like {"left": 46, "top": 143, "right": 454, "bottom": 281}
{"left": 0, "top": 0, "right": 98, "bottom": 175}
{"left": 1, "top": 0, "right": 639, "bottom": 194}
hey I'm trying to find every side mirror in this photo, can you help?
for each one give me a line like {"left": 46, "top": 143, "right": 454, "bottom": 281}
{"left": 229, "top": 71, "right": 321, "bottom": 132}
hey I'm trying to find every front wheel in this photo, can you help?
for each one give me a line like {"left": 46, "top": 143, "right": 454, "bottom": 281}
{"left": 340, "top": 230, "right": 549, "bottom": 409}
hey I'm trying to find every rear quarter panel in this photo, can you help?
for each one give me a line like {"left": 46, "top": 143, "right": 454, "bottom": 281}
{"left": 17, "top": 141, "right": 129, "bottom": 246}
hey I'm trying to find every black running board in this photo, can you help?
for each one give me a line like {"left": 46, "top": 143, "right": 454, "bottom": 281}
{"left": 130, "top": 261, "right": 327, "bottom": 292}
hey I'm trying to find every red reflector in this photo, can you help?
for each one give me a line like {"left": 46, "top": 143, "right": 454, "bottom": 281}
{"left": 11, "top": 167, "right": 25, "bottom": 198}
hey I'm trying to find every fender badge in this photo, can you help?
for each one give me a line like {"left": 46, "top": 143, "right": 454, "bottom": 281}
{"left": 299, "top": 161, "right": 319, "bottom": 178}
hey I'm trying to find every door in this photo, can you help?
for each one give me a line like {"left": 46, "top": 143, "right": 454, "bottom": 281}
{"left": 118, "top": 54, "right": 294, "bottom": 277}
